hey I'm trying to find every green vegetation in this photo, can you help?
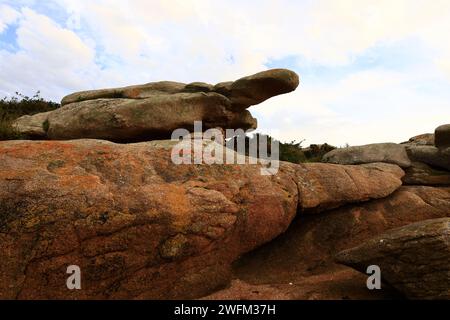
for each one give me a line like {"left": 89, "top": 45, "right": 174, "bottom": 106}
{"left": 43, "top": 119, "right": 50, "bottom": 132}
{"left": 278, "top": 139, "right": 308, "bottom": 163}
{"left": 0, "top": 92, "right": 60, "bottom": 140}
{"left": 275, "top": 136, "right": 335, "bottom": 163}
{"left": 227, "top": 133, "right": 336, "bottom": 163}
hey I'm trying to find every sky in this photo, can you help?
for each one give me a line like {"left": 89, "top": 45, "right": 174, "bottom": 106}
{"left": 1, "top": 0, "right": 450, "bottom": 146}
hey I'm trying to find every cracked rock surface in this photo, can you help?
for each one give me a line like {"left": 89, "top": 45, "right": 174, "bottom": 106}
{"left": 0, "top": 139, "right": 404, "bottom": 299}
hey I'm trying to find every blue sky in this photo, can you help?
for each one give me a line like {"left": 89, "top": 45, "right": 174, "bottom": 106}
{"left": 1, "top": 0, "right": 450, "bottom": 146}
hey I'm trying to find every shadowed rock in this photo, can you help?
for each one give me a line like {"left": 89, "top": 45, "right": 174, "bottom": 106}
{"left": 336, "top": 218, "right": 450, "bottom": 299}
{"left": 403, "top": 162, "right": 450, "bottom": 186}
{"left": 406, "top": 145, "right": 450, "bottom": 171}
{"left": 435, "top": 124, "right": 450, "bottom": 150}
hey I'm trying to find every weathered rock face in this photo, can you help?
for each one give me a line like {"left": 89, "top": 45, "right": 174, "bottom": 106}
{"left": 0, "top": 140, "right": 297, "bottom": 299}
{"left": 402, "top": 133, "right": 435, "bottom": 146}
{"left": 11, "top": 111, "right": 51, "bottom": 138}
{"left": 47, "top": 93, "right": 257, "bottom": 142}
{"left": 223, "top": 69, "right": 300, "bottom": 110}
{"left": 322, "top": 143, "right": 411, "bottom": 168}
{"left": 60, "top": 81, "right": 187, "bottom": 106}
{"left": 0, "top": 140, "right": 404, "bottom": 299}
{"left": 435, "top": 124, "right": 450, "bottom": 150}
{"left": 13, "top": 69, "right": 299, "bottom": 142}
{"left": 406, "top": 145, "right": 450, "bottom": 171}
{"left": 233, "top": 186, "right": 450, "bottom": 292}
{"left": 403, "top": 162, "right": 450, "bottom": 186}
{"left": 292, "top": 162, "right": 404, "bottom": 212}
{"left": 336, "top": 218, "right": 450, "bottom": 300}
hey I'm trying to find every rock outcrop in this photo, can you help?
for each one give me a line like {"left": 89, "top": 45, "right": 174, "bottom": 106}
{"left": 322, "top": 143, "right": 411, "bottom": 168}
{"left": 336, "top": 218, "right": 450, "bottom": 299}
{"left": 13, "top": 69, "right": 299, "bottom": 142}
{"left": 0, "top": 139, "right": 404, "bottom": 299}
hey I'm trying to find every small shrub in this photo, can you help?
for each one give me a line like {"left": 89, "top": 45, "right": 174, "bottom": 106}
{"left": 227, "top": 133, "right": 335, "bottom": 164}
{"left": 302, "top": 143, "right": 336, "bottom": 162}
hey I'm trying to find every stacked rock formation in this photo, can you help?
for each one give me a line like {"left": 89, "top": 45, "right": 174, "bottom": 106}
{"left": 13, "top": 69, "right": 299, "bottom": 142}
{"left": 1, "top": 68, "right": 449, "bottom": 300}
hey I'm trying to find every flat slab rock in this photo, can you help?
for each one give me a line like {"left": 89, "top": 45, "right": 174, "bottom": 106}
{"left": 336, "top": 218, "right": 450, "bottom": 299}
{"left": 292, "top": 162, "right": 404, "bottom": 212}
{"left": 0, "top": 139, "right": 404, "bottom": 299}
{"left": 13, "top": 69, "right": 299, "bottom": 142}
{"left": 322, "top": 143, "right": 412, "bottom": 168}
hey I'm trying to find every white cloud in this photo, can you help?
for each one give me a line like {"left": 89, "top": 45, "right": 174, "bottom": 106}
{"left": 253, "top": 67, "right": 450, "bottom": 146}
{"left": 16, "top": 8, "right": 94, "bottom": 67}
{"left": 0, "top": 7, "right": 99, "bottom": 99}
{"left": 45, "top": 0, "right": 450, "bottom": 80}
{"left": 0, "top": 0, "right": 450, "bottom": 145}
{"left": 0, "top": 4, "right": 20, "bottom": 33}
